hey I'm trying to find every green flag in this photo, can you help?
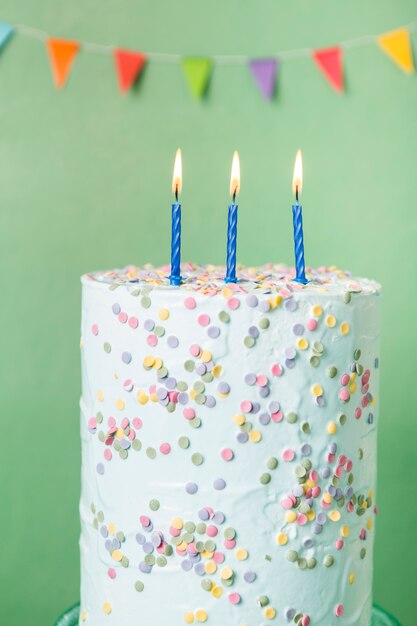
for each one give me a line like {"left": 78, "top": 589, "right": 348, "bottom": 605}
{"left": 182, "top": 57, "right": 213, "bottom": 99}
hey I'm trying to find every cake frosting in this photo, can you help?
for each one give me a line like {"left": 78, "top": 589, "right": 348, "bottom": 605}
{"left": 79, "top": 263, "right": 381, "bottom": 626}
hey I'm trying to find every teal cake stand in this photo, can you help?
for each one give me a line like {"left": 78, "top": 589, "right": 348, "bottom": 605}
{"left": 54, "top": 603, "right": 401, "bottom": 625}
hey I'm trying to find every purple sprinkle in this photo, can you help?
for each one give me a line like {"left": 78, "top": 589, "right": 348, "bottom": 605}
{"left": 303, "top": 538, "right": 314, "bottom": 549}
{"left": 105, "top": 539, "right": 112, "bottom": 551}
{"left": 312, "top": 523, "right": 323, "bottom": 535}
{"left": 268, "top": 401, "right": 280, "bottom": 413}
{"left": 315, "top": 395, "right": 325, "bottom": 407}
{"left": 152, "top": 534, "right": 162, "bottom": 548}
{"left": 144, "top": 319, "right": 155, "bottom": 331}
{"left": 159, "top": 396, "right": 169, "bottom": 407}
{"left": 96, "top": 463, "right": 104, "bottom": 475}
{"left": 205, "top": 361, "right": 214, "bottom": 372}
{"left": 321, "top": 467, "right": 331, "bottom": 479}
{"left": 317, "top": 512, "right": 327, "bottom": 525}
{"left": 246, "top": 295, "right": 258, "bottom": 308}
{"left": 248, "top": 326, "right": 260, "bottom": 338}
{"left": 100, "top": 526, "right": 108, "bottom": 538}
{"left": 292, "top": 485, "right": 304, "bottom": 497}
{"left": 120, "top": 438, "right": 130, "bottom": 450}
{"left": 300, "top": 443, "right": 311, "bottom": 456}
{"left": 345, "top": 487, "right": 353, "bottom": 498}
{"left": 285, "top": 347, "right": 297, "bottom": 359}
{"left": 186, "top": 482, "right": 198, "bottom": 495}
{"left": 112, "top": 303, "right": 121, "bottom": 315}
{"left": 208, "top": 326, "right": 220, "bottom": 338}
{"left": 251, "top": 401, "right": 261, "bottom": 414}
{"left": 139, "top": 562, "right": 152, "bottom": 574}
{"left": 181, "top": 559, "right": 193, "bottom": 571}
{"left": 194, "top": 563, "right": 205, "bottom": 576}
{"left": 198, "top": 509, "right": 210, "bottom": 521}
{"left": 205, "top": 395, "right": 216, "bottom": 408}
{"left": 217, "top": 382, "right": 230, "bottom": 395}
{"left": 136, "top": 533, "right": 145, "bottom": 545}
{"left": 259, "top": 413, "right": 270, "bottom": 426}
{"left": 212, "top": 511, "right": 225, "bottom": 524}
{"left": 196, "top": 363, "right": 207, "bottom": 375}
{"left": 328, "top": 442, "right": 337, "bottom": 454}
{"left": 213, "top": 478, "right": 226, "bottom": 491}
{"left": 259, "top": 300, "right": 270, "bottom": 313}
{"left": 243, "top": 571, "right": 256, "bottom": 583}
{"left": 293, "top": 323, "right": 305, "bottom": 336}
{"left": 165, "top": 377, "right": 177, "bottom": 390}
{"left": 112, "top": 539, "right": 121, "bottom": 549}
{"left": 167, "top": 336, "right": 179, "bottom": 348}
{"left": 285, "top": 299, "right": 298, "bottom": 312}
{"left": 178, "top": 392, "right": 189, "bottom": 405}
{"left": 189, "top": 553, "right": 201, "bottom": 563}
{"left": 286, "top": 608, "right": 297, "bottom": 620}
{"left": 244, "top": 373, "right": 257, "bottom": 386}
{"left": 285, "top": 358, "right": 296, "bottom": 369}
{"left": 328, "top": 485, "right": 336, "bottom": 497}
{"left": 122, "top": 351, "right": 132, "bottom": 364}
{"left": 237, "top": 432, "right": 249, "bottom": 443}
{"left": 143, "top": 542, "right": 154, "bottom": 554}
{"left": 334, "top": 488, "right": 343, "bottom": 501}
{"left": 157, "top": 387, "right": 168, "bottom": 400}
{"left": 259, "top": 386, "right": 270, "bottom": 398}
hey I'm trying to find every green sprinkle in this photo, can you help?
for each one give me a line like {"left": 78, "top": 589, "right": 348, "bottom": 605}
{"left": 141, "top": 296, "right": 151, "bottom": 309}
{"left": 177, "top": 381, "right": 188, "bottom": 391}
{"left": 257, "top": 595, "right": 270, "bottom": 607}
{"left": 116, "top": 531, "right": 125, "bottom": 543}
{"left": 121, "top": 556, "right": 129, "bottom": 568}
{"left": 343, "top": 292, "right": 352, "bottom": 304}
{"left": 144, "top": 555, "right": 155, "bottom": 566}
{"left": 132, "top": 438, "right": 142, "bottom": 451}
{"left": 149, "top": 499, "right": 160, "bottom": 511}
{"left": 156, "top": 556, "right": 167, "bottom": 567}
{"left": 178, "top": 436, "right": 190, "bottom": 449}
{"left": 259, "top": 317, "right": 270, "bottom": 330}
{"left": 191, "top": 452, "right": 204, "bottom": 466}
{"left": 323, "top": 555, "right": 334, "bottom": 567}
{"left": 286, "top": 550, "right": 298, "bottom": 563}
{"left": 184, "top": 360, "right": 195, "bottom": 372}
{"left": 224, "top": 527, "right": 236, "bottom": 540}
{"left": 360, "top": 548, "right": 366, "bottom": 559}
{"left": 339, "top": 413, "right": 347, "bottom": 426}
{"left": 307, "top": 557, "right": 317, "bottom": 569}
{"left": 219, "top": 310, "right": 230, "bottom": 323}
{"left": 96, "top": 412, "right": 103, "bottom": 423}
{"left": 189, "top": 417, "right": 201, "bottom": 429}
{"left": 196, "top": 523, "right": 206, "bottom": 535}
{"left": 119, "top": 449, "right": 128, "bottom": 460}
{"left": 301, "top": 421, "right": 311, "bottom": 434}
{"left": 297, "top": 557, "right": 307, "bottom": 569}
{"left": 260, "top": 473, "right": 271, "bottom": 485}
{"left": 146, "top": 447, "right": 156, "bottom": 459}
{"left": 135, "top": 580, "right": 144, "bottom": 592}
{"left": 327, "top": 366, "right": 338, "bottom": 378}
{"left": 285, "top": 411, "right": 298, "bottom": 424}
{"left": 266, "top": 457, "right": 278, "bottom": 470}
{"left": 201, "top": 579, "right": 213, "bottom": 591}
{"left": 310, "top": 356, "right": 320, "bottom": 368}
{"left": 103, "top": 342, "right": 111, "bottom": 353}
{"left": 244, "top": 336, "right": 256, "bottom": 348}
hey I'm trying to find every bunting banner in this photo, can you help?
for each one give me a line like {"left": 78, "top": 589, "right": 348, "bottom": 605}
{"left": 1, "top": 19, "right": 416, "bottom": 98}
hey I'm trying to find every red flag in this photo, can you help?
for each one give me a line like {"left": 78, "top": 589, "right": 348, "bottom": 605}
{"left": 312, "top": 46, "right": 343, "bottom": 92}
{"left": 47, "top": 38, "right": 80, "bottom": 88}
{"left": 113, "top": 49, "right": 147, "bottom": 93}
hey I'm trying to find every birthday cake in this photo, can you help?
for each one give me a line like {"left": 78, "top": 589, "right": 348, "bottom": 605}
{"left": 79, "top": 263, "right": 381, "bottom": 626}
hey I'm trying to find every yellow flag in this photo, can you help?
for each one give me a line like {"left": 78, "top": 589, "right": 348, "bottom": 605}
{"left": 377, "top": 28, "right": 415, "bottom": 73}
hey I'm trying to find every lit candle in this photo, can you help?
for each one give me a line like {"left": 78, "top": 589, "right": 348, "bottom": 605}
{"left": 292, "top": 149, "right": 308, "bottom": 284}
{"left": 225, "top": 151, "right": 240, "bottom": 283}
{"left": 170, "top": 148, "right": 182, "bottom": 286}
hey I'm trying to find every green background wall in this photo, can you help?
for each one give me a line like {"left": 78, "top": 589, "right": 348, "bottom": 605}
{"left": 1, "top": 1, "right": 416, "bottom": 624}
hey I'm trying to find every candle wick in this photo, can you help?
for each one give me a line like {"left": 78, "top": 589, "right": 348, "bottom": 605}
{"left": 232, "top": 187, "right": 237, "bottom": 204}
{"left": 295, "top": 185, "right": 299, "bottom": 203}
{"left": 175, "top": 184, "right": 179, "bottom": 203}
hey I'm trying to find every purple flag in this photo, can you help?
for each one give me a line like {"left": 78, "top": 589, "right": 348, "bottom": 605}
{"left": 249, "top": 58, "right": 277, "bottom": 100}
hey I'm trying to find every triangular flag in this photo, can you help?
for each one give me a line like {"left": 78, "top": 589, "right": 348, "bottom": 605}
{"left": 0, "top": 22, "right": 14, "bottom": 49}
{"left": 182, "top": 58, "right": 213, "bottom": 99}
{"left": 378, "top": 28, "right": 415, "bottom": 73}
{"left": 113, "top": 49, "right": 147, "bottom": 93}
{"left": 46, "top": 38, "right": 80, "bottom": 88}
{"left": 249, "top": 58, "right": 277, "bottom": 100}
{"left": 312, "top": 46, "right": 343, "bottom": 92}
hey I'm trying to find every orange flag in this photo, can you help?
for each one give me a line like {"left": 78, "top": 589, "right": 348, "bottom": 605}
{"left": 312, "top": 46, "right": 343, "bottom": 92}
{"left": 47, "top": 38, "right": 80, "bottom": 88}
{"left": 378, "top": 28, "right": 415, "bottom": 73}
{"left": 113, "top": 49, "right": 147, "bottom": 93}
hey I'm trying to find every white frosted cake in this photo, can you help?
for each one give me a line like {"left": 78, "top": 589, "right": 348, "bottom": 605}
{"left": 79, "top": 263, "right": 381, "bottom": 626}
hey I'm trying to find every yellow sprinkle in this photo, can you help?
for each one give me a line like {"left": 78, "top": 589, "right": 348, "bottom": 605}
{"left": 249, "top": 430, "right": 262, "bottom": 443}
{"left": 312, "top": 305, "right": 323, "bottom": 317}
{"left": 212, "top": 585, "right": 223, "bottom": 598}
{"left": 323, "top": 492, "right": 332, "bottom": 504}
{"left": 274, "top": 295, "right": 283, "bottom": 307}
{"left": 327, "top": 421, "right": 337, "bottom": 435}
{"left": 177, "top": 541, "right": 187, "bottom": 552}
{"left": 114, "top": 372, "right": 119, "bottom": 380}
{"left": 137, "top": 390, "right": 149, "bottom": 404}
{"left": 264, "top": 607, "right": 277, "bottom": 619}
{"left": 268, "top": 297, "right": 277, "bottom": 309}
{"left": 202, "top": 550, "right": 214, "bottom": 559}
{"left": 367, "top": 519, "right": 373, "bottom": 530}
{"left": 102, "top": 602, "right": 112, "bottom": 615}
{"left": 212, "top": 364, "right": 223, "bottom": 377}
{"left": 329, "top": 510, "right": 341, "bottom": 522}
{"left": 341, "top": 322, "right": 350, "bottom": 335}
{"left": 325, "top": 314, "right": 336, "bottom": 327}
{"left": 369, "top": 489, "right": 374, "bottom": 498}
{"left": 116, "top": 399, "right": 125, "bottom": 411}
{"left": 222, "top": 287, "right": 233, "bottom": 298}
{"left": 108, "top": 522, "right": 116, "bottom": 535}
{"left": 159, "top": 308, "right": 170, "bottom": 320}
{"left": 143, "top": 355, "right": 155, "bottom": 368}
{"left": 184, "top": 612, "right": 195, "bottom": 624}
{"left": 97, "top": 390, "right": 104, "bottom": 402}
{"left": 205, "top": 561, "right": 217, "bottom": 574}
{"left": 349, "top": 572, "right": 356, "bottom": 585}
{"left": 350, "top": 372, "right": 357, "bottom": 381}
{"left": 235, "top": 548, "right": 248, "bottom": 561}
{"left": 233, "top": 414, "right": 246, "bottom": 426}
{"left": 116, "top": 428, "right": 124, "bottom": 440}
{"left": 349, "top": 382, "right": 357, "bottom": 393}
{"left": 80, "top": 611, "right": 87, "bottom": 622}
{"left": 311, "top": 384, "right": 323, "bottom": 396}
{"left": 297, "top": 337, "right": 309, "bottom": 350}
{"left": 307, "top": 510, "right": 316, "bottom": 521}
{"left": 195, "top": 610, "right": 208, "bottom": 623}
{"left": 201, "top": 350, "right": 212, "bottom": 363}
{"left": 340, "top": 525, "right": 350, "bottom": 537}
{"left": 285, "top": 511, "right": 297, "bottom": 523}
{"left": 220, "top": 566, "right": 233, "bottom": 580}
{"left": 277, "top": 533, "right": 288, "bottom": 546}
{"left": 171, "top": 517, "right": 183, "bottom": 530}
{"left": 150, "top": 392, "right": 158, "bottom": 403}
{"left": 154, "top": 357, "right": 163, "bottom": 369}
{"left": 112, "top": 549, "right": 123, "bottom": 561}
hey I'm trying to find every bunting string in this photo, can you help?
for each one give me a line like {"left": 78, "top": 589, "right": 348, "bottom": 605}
{"left": 0, "top": 19, "right": 415, "bottom": 97}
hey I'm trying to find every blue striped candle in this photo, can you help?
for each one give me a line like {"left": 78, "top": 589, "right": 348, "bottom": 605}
{"left": 170, "top": 149, "right": 182, "bottom": 286}
{"left": 292, "top": 150, "right": 308, "bottom": 284}
{"left": 225, "top": 151, "right": 240, "bottom": 283}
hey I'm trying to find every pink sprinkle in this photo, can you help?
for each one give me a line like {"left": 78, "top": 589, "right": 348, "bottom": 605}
{"left": 108, "top": 568, "right": 116, "bottom": 579}
{"left": 297, "top": 514, "right": 308, "bottom": 526}
{"left": 340, "top": 373, "right": 350, "bottom": 386}
{"left": 160, "top": 443, "right": 171, "bottom": 455}
{"left": 301, "top": 617, "right": 310, "bottom": 626}
{"left": 321, "top": 499, "right": 331, "bottom": 510}
{"left": 327, "top": 453, "right": 336, "bottom": 463}
{"left": 91, "top": 324, "right": 99, "bottom": 336}
{"left": 123, "top": 379, "right": 133, "bottom": 392}
{"left": 188, "top": 542, "right": 197, "bottom": 555}
{"left": 197, "top": 314, "right": 210, "bottom": 327}
{"left": 140, "top": 515, "right": 151, "bottom": 527}
{"left": 334, "top": 466, "right": 344, "bottom": 478}
{"left": 183, "top": 407, "right": 196, "bottom": 420}
{"left": 335, "top": 539, "right": 344, "bottom": 550}
{"left": 240, "top": 400, "right": 253, "bottom": 413}
{"left": 346, "top": 460, "right": 353, "bottom": 472}
{"left": 227, "top": 297, "right": 240, "bottom": 310}
{"left": 224, "top": 539, "right": 236, "bottom": 549}
{"left": 149, "top": 385, "right": 156, "bottom": 394}
{"left": 335, "top": 604, "right": 344, "bottom": 617}
{"left": 338, "top": 454, "right": 347, "bottom": 465}
{"left": 271, "top": 363, "right": 283, "bottom": 376}
{"left": 169, "top": 391, "right": 179, "bottom": 403}
{"left": 128, "top": 316, "right": 139, "bottom": 329}
{"left": 128, "top": 430, "right": 136, "bottom": 441}
{"left": 190, "top": 344, "right": 201, "bottom": 357}
{"left": 204, "top": 507, "right": 214, "bottom": 518}
{"left": 347, "top": 501, "right": 354, "bottom": 513}
{"left": 147, "top": 334, "right": 158, "bottom": 347}
{"left": 282, "top": 449, "right": 295, "bottom": 462}
{"left": 221, "top": 448, "right": 234, "bottom": 462}
{"left": 184, "top": 297, "right": 197, "bottom": 310}
{"left": 271, "top": 410, "right": 283, "bottom": 422}
{"left": 362, "top": 396, "right": 368, "bottom": 408}
{"left": 339, "top": 388, "right": 350, "bottom": 402}
{"left": 306, "top": 318, "right": 318, "bottom": 331}
{"left": 157, "top": 541, "right": 167, "bottom": 554}
{"left": 104, "top": 449, "right": 112, "bottom": 461}
{"left": 118, "top": 312, "right": 128, "bottom": 324}
{"left": 281, "top": 496, "right": 295, "bottom": 510}
{"left": 256, "top": 374, "right": 268, "bottom": 387}
{"left": 312, "top": 486, "right": 321, "bottom": 498}
{"left": 309, "top": 470, "right": 318, "bottom": 482}
{"left": 169, "top": 526, "right": 181, "bottom": 537}
{"left": 132, "top": 418, "right": 142, "bottom": 430}
{"left": 228, "top": 592, "right": 241, "bottom": 605}
{"left": 88, "top": 417, "right": 97, "bottom": 429}
{"left": 213, "top": 551, "right": 224, "bottom": 564}
{"left": 206, "top": 525, "right": 218, "bottom": 537}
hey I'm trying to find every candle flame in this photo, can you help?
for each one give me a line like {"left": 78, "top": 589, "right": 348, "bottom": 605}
{"left": 292, "top": 149, "right": 303, "bottom": 196}
{"left": 230, "top": 150, "right": 240, "bottom": 197}
{"left": 172, "top": 148, "right": 182, "bottom": 195}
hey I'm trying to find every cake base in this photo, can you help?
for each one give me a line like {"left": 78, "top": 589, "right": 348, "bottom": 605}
{"left": 53, "top": 603, "right": 401, "bottom": 626}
